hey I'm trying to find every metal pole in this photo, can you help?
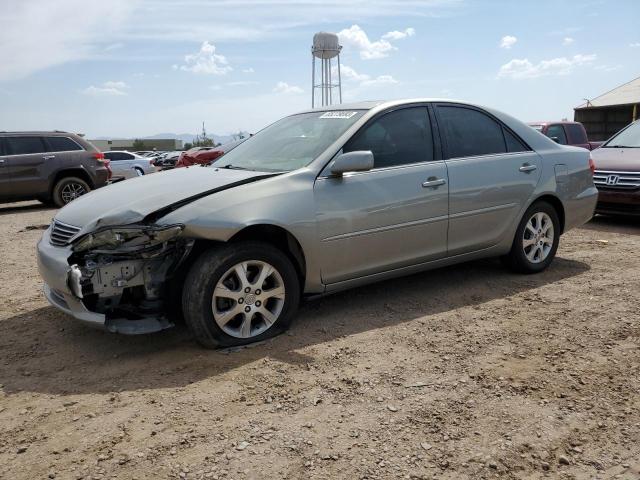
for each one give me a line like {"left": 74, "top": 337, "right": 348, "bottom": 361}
{"left": 337, "top": 53, "right": 342, "bottom": 104}
{"left": 311, "top": 54, "right": 315, "bottom": 108}
{"left": 328, "top": 57, "right": 332, "bottom": 105}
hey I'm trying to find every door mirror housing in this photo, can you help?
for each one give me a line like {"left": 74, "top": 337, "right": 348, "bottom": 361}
{"left": 330, "top": 151, "right": 374, "bottom": 176}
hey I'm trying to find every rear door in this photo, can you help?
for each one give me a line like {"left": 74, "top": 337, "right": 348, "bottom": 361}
{"left": 435, "top": 103, "right": 541, "bottom": 256}
{"left": 545, "top": 124, "right": 568, "bottom": 145}
{"left": 4, "top": 135, "right": 50, "bottom": 198}
{"left": 314, "top": 105, "right": 449, "bottom": 284}
{"left": 564, "top": 123, "right": 590, "bottom": 149}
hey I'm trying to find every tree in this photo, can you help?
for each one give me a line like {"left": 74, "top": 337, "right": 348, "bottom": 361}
{"left": 132, "top": 139, "right": 146, "bottom": 150}
{"left": 184, "top": 142, "right": 193, "bottom": 150}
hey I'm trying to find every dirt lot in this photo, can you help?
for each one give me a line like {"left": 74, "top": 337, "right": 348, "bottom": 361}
{"left": 0, "top": 201, "right": 639, "bottom": 480}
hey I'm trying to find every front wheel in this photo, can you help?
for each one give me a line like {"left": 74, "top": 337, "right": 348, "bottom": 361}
{"left": 182, "top": 241, "right": 300, "bottom": 348}
{"left": 503, "top": 201, "right": 560, "bottom": 273}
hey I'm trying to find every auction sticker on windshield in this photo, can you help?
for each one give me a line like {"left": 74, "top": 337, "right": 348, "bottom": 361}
{"left": 319, "top": 111, "right": 359, "bottom": 119}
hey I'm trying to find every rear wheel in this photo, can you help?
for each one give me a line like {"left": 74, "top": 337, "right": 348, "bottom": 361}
{"left": 182, "top": 241, "right": 300, "bottom": 348}
{"left": 52, "top": 177, "right": 91, "bottom": 207}
{"left": 504, "top": 201, "right": 560, "bottom": 273}
{"left": 134, "top": 167, "right": 144, "bottom": 176}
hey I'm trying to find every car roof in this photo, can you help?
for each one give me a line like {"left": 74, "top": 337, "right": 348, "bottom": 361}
{"left": 527, "top": 121, "right": 581, "bottom": 126}
{"left": 0, "top": 131, "right": 82, "bottom": 136}
{"left": 294, "top": 98, "right": 499, "bottom": 115}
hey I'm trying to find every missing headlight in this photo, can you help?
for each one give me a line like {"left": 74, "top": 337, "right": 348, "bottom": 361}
{"left": 73, "top": 225, "right": 184, "bottom": 253}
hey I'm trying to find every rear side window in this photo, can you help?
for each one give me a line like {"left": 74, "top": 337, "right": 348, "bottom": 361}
{"left": 104, "top": 152, "right": 130, "bottom": 161}
{"left": 344, "top": 107, "right": 434, "bottom": 168}
{"left": 504, "top": 129, "right": 528, "bottom": 153}
{"left": 0, "top": 138, "right": 6, "bottom": 156}
{"left": 545, "top": 125, "right": 567, "bottom": 145}
{"left": 5, "top": 136, "right": 47, "bottom": 155}
{"left": 565, "top": 124, "right": 588, "bottom": 144}
{"left": 438, "top": 106, "right": 506, "bottom": 158}
{"left": 45, "top": 136, "right": 83, "bottom": 152}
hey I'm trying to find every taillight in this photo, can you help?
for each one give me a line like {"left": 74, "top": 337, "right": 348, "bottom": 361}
{"left": 588, "top": 156, "right": 595, "bottom": 174}
{"left": 93, "top": 152, "right": 105, "bottom": 162}
{"left": 150, "top": 159, "right": 155, "bottom": 166}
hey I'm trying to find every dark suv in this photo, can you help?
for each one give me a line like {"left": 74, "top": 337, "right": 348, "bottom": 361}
{"left": 0, "top": 132, "right": 111, "bottom": 207}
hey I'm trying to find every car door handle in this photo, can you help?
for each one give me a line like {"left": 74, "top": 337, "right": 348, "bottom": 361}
{"left": 519, "top": 164, "right": 537, "bottom": 173}
{"left": 0, "top": 158, "right": 5, "bottom": 164}
{"left": 43, "top": 155, "right": 56, "bottom": 160}
{"left": 422, "top": 178, "right": 446, "bottom": 188}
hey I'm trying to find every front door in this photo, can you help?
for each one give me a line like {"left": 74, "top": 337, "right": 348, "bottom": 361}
{"left": 0, "top": 138, "right": 12, "bottom": 200}
{"left": 4, "top": 136, "right": 50, "bottom": 199}
{"left": 314, "top": 106, "right": 449, "bottom": 284}
{"left": 435, "top": 104, "right": 541, "bottom": 256}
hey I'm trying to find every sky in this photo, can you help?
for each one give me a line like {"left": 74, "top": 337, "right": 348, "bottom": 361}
{"left": 0, "top": 0, "right": 638, "bottom": 139}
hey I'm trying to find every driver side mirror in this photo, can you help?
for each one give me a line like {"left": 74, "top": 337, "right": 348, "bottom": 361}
{"left": 330, "top": 151, "right": 374, "bottom": 176}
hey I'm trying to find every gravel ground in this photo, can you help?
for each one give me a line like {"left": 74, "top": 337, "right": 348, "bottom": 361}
{"left": 0, "top": 201, "right": 639, "bottom": 480}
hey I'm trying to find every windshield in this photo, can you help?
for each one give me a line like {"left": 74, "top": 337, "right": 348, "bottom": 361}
{"left": 604, "top": 120, "right": 640, "bottom": 148}
{"left": 214, "top": 110, "right": 365, "bottom": 172}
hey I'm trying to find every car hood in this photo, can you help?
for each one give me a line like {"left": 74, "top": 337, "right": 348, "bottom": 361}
{"left": 591, "top": 147, "right": 640, "bottom": 171}
{"left": 55, "top": 166, "right": 273, "bottom": 232}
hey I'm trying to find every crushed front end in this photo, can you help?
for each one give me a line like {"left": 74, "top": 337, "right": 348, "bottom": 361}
{"left": 38, "top": 222, "right": 192, "bottom": 334}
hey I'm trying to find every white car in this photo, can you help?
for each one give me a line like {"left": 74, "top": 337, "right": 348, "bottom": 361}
{"left": 103, "top": 151, "right": 156, "bottom": 180}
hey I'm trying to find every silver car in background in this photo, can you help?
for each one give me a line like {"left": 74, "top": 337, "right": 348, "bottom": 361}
{"left": 37, "top": 99, "right": 597, "bottom": 348}
{"left": 103, "top": 151, "right": 156, "bottom": 180}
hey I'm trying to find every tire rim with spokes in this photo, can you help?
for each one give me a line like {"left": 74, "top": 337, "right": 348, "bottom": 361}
{"left": 523, "top": 212, "right": 554, "bottom": 264}
{"left": 60, "top": 183, "right": 87, "bottom": 204}
{"left": 212, "top": 260, "right": 286, "bottom": 339}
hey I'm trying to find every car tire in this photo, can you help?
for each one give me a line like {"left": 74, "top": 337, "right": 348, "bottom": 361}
{"left": 134, "top": 167, "right": 144, "bottom": 176}
{"left": 503, "top": 201, "right": 560, "bottom": 274}
{"left": 182, "top": 241, "right": 301, "bottom": 349}
{"left": 52, "top": 177, "right": 91, "bottom": 207}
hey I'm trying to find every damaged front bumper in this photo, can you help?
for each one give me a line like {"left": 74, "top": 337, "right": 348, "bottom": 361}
{"left": 37, "top": 226, "right": 188, "bottom": 334}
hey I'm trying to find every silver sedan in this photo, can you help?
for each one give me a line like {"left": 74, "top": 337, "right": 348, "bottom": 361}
{"left": 103, "top": 151, "right": 156, "bottom": 180}
{"left": 38, "top": 99, "right": 597, "bottom": 347}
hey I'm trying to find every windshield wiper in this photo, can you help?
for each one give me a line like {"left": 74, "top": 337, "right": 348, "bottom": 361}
{"left": 220, "top": 164, "right": 252, "bottom": 170}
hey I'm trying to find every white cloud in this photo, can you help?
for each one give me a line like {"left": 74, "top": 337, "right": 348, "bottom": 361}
{"left": 498, "top": 54, "right": 596, "bottom": 79}
{"left": 242, "top": 67, "right": 255, "bottom": 74}
{"left": 273, "top": 82, "right": 303, "bottom": 94}
{"left": 82, "top": 81, "right": 129, "bottom": 96}
{"left": 337, "top": 24, "right": 415, "bottom": 60}
{"left": 382, "top": 27, "right": 415, "bottom": 41}
{"left": 336, "top": 65, "right": 398, "bottom": 88}
{"left": 361, "top": 75, "right": 398, "bottom": 87}
{"left": 0, "top": 0, "right": 133, "bottom": 82}
{"left": 177, "top": 41, "right": 232, "bottom": 75}
{"left": 630, "top": 42, "right": 640, "bottom": 48}
{"left": 499, "top": 35, "right": 517, "bottom": 49}
{"left": 563, "top": 37, "right": 574, "bottom": 46}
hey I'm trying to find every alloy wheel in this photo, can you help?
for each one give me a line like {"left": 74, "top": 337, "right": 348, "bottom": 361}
{"left": 60, "top": 182, "right": 87, "bottom": 204}
{"left": 522, "top": 212, "right": 554, "bottom": 264}
{"left": 211, "top": 260, "right": 286, "bottom": 338}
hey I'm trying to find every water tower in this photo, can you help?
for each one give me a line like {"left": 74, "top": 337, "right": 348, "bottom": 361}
{"left": 311, "top": 32, "right": 342, "bottom": 108}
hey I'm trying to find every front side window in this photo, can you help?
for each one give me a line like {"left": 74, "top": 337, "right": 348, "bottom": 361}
{"left": 438, "top": 106, "right": 507, "bottom": 158}
{"left": 215, "top": 110, "right": 365, "bottom": 172}
{"left": 6, "top": 136, "right": 47, "bottom": 155}
{"left": 604, "top": 120, "right": 640, "bottom": 148}
{"left": 344, "top": 107, "right": 434, "bottom": 168}
{"left": 45, "top": 136, "right": 83, "bottom": 152}
{"left": 545, "top": 125, "right": 567, "bottom": 145}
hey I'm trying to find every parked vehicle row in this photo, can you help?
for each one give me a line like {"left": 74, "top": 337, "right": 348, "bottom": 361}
{"left": 0, "top": 132, "right": 111, "bottom": 207}
{"left": 175, "top": 140, "right": 245, "bottom": 168}
{"left": 36, "top": 99, "right": 597, "bottom": 349}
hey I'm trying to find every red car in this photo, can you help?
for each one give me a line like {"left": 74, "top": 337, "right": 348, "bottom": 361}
{"left": 175, "top": 139, "right": 246, "bottom": 168}
{"left": 528, "top": 121, "right": 603, "bottom": 150}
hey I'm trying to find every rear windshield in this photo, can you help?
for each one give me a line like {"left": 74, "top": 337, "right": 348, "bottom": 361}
{"left": 604, "top": 121, "right": 640, "bottom": 148}
{"left": 215, "top": 110, "right": 365, "bottom": 172}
